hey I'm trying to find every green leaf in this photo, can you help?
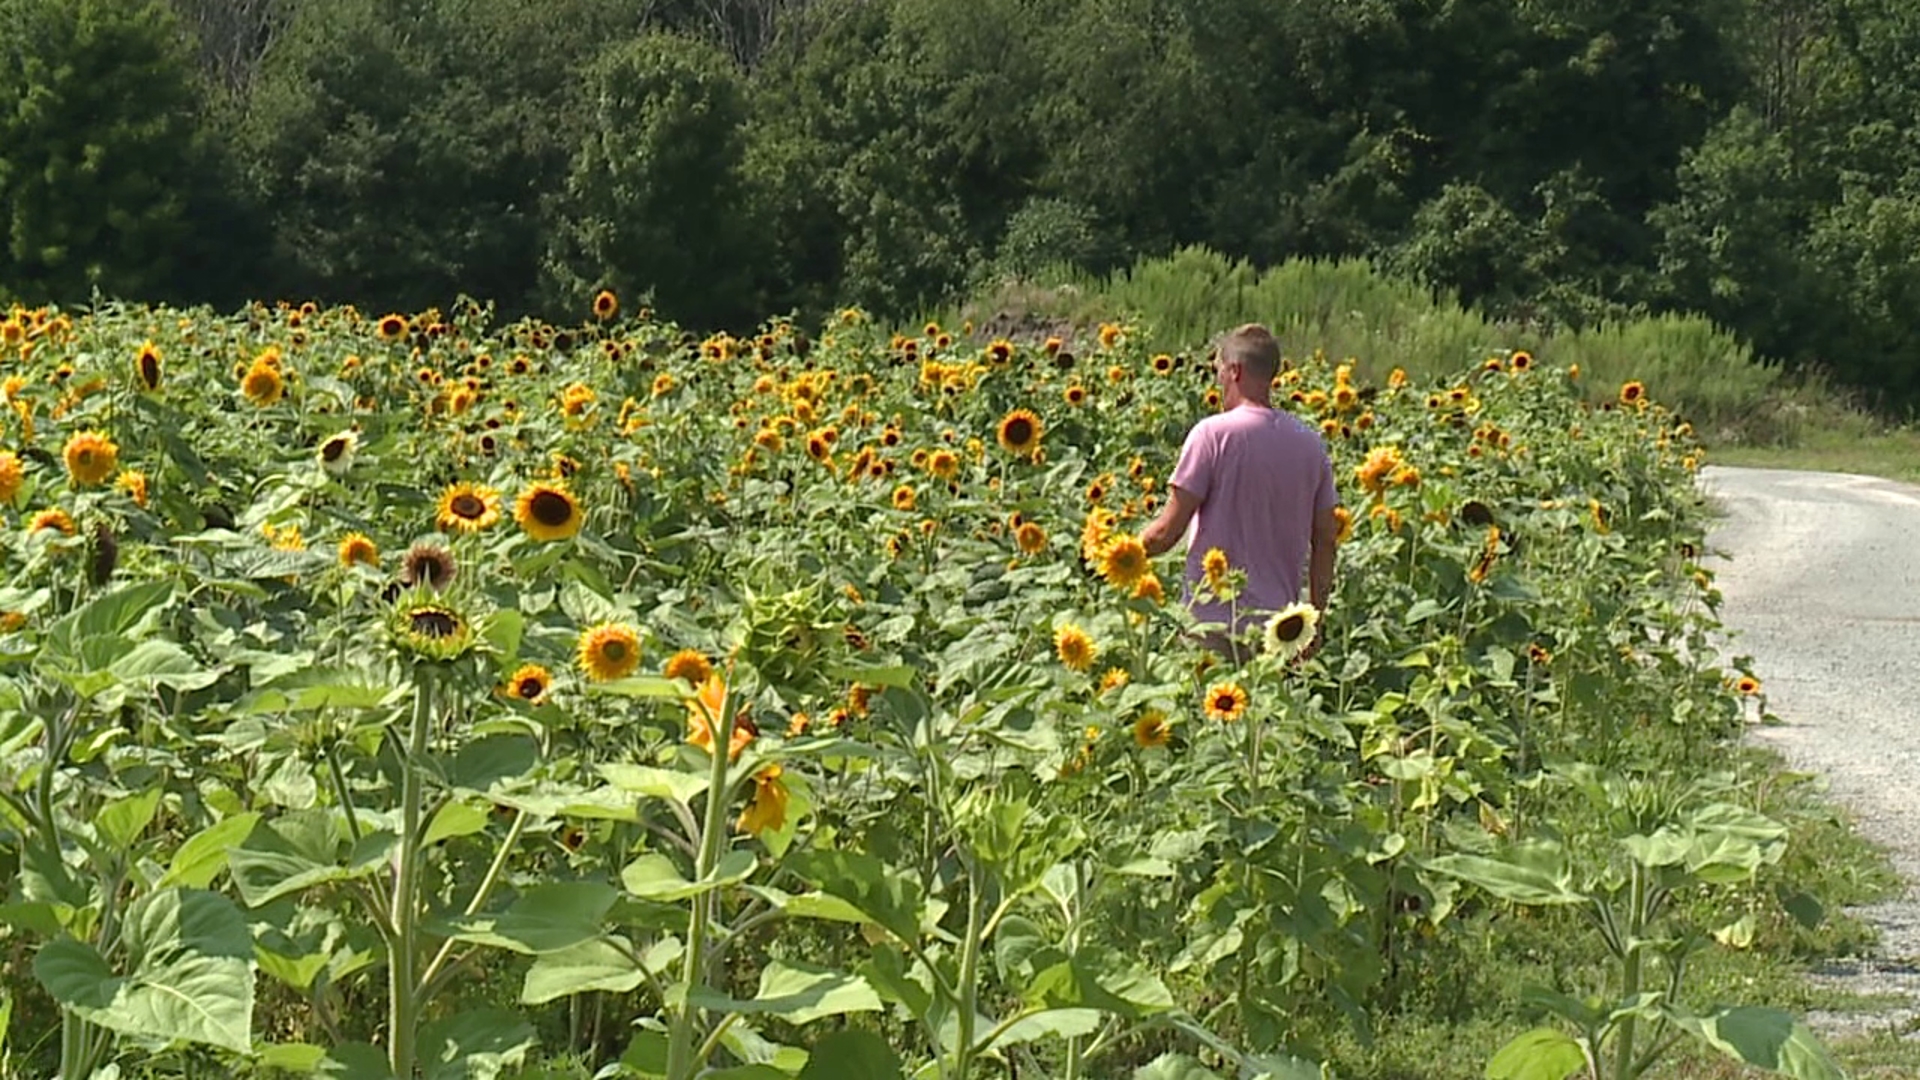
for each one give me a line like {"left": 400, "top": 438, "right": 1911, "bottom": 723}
{"left": 311, "top": 1042, "right": 391, "bottom": 1077}
{"left": 424, "top": 801, "right": 490, "bottom": 847}
{"left": 797, "top": 1031, "right": 904, "bottom": 1080}
{"left": 787, "top": 849, "right": 925, "bottom": 945}
{"left": 1781, "top": 890, "right": 1825, "bottom": 930}
{"left": 1671, "top": 1006, "right": 1845, "bottom": 1080}
{"left": 35, "top": 889, "right": 256, "bottom": 1053}
{"left": 418, "top": 1008, "right": 537, "bottom": 1080}
{"left": 229, "top": 814, "right": 394, "bottom": 907}
{"left": 1423, "top": 842, "right": 1581, "bottom": 906}
{"left": 439, "top": 882, "right": 617, "bottom": 955}
{"left": 985, "top": 1007, "right": 1101, "bottom": 1050}
{"left": 744, "top": 886, "right": 868, "bottom": 924}
{"left": 687, "top": 960, "right": 882, "bottom": 1025}
{"left": 826, "top": 663, "right": 917, "bottom": 689}
{"left": 448, "top": 736, "right": 540, "bottom": 793}
{"left": 159, "top": 812, "right": 260, "bottom": 889}
{"left": 622, "top": 849, "right": 755, "bottom": 901}
{"left": 1485, "top": 1027, "right": 1586, "bottom": 1080}
{"left": 96, "top": 788, "right": 163, "bottom": 851}
{"left": 1132, "top": 1054, "right": 1227, "bottom": 1080}
{"left": 520, "top": 936, "right": 676, "bottom": 1005}
{"left": 599, "top": 762, "right": 709, "bottom": 804}
{"left": 587, "top": 676, "right": 687, "bottom": 699}
{"left": 702, "top": 1068, "right": 787, "bottom": 1080}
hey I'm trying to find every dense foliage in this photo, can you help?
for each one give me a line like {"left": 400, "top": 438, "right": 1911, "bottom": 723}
{"left": 0, "top": 295, "right": 1853, "bottom": 1078}
{"left": 2, "top": 0, "right": 1919, "bottom": 403}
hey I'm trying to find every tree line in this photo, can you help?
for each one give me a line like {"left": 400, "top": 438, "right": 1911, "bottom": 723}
{"left": 3, "top": 0, "right": 1919, "bottom": 402}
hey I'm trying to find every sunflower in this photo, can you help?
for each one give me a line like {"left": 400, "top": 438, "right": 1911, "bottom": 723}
{"left": 1263, "top": 602, "right": 1320, "bottom": 662}
{"left": 29, "top": 508, "right": 75, "bottom": 535}
{"left": 1015, "top": 521, "right": 1047, "bottom": 555}
{"left": 1619, "top": 381, "right": 1646, "bottom": 407}
{"left": 1201, "top": 548, "right": 1230, "bottom": 594}
{"left": 436, "top": 482, "right": 502, "bottom": 534}
{"left": 338, "top": 532, "right": 380, "bottom": 568}
{"left": 1355, "top": 445, "right": 1402, "bottom": 495}
{"left": 1133, "top": 574, "right": 1165, "bottom": 605}
{"left": 133, "top": 341, "right": 162, "bottom": 392}
{"left": 577, "top": 622, "right": 641, "bottom": 682}
{"left": 1735, "top": 674, "right": 1762, "bottom": 696}
{"left": 0, "top": 452, "right": 22, "bottom": 504}
{"left": 996, "top": 408, "right": 1043, "bottom": 457}
{"left": 506, "top": 663, "right": 553, "bottom": 704}
{"left": 1527, "top": 643, "right": 1552, "bottom": 666}
{"left": 377, "top": 314, "right": 408, "bottom": 340}
{"left": 1098, "top": 535, "right": 1150, "bottom": 591}
{"left": 651, "top": 373, "right": 674, "bottom": 397}
{"left": 686, "top": 671, "right": 755, "bottom": 760}
{"left": 1589, "top": 498, "right": 1612, "bottom": 534}
{"left": 1054, "top": 623, "right": 1097, "bottom": 672}
{"left": 1151, "top": 353, "right": 1174, "bottom": 375}
{"left": 927, "top": 448, "right": 959, "bottom": 480}
{"left": 400, "top": 543, "right": 458, "bottom": 591}
{"left": 891, "top": 484, "right": 915, "bottom": 511}
{"left": 514, "top": 482, "right": 583, "bottom": 541}
{"left": 737, "top": 765, "right": 790, "bottom": 836}
{"left": 663, "top": 648, "right": 713, "bottom": 686}
{"left": 318, "top": 431, "right": 358, "bottom": 478}
{"left": 1510, "top": 351, "right": 1534, "bottom": 372}
{"left": 592, "top": 289, "right": 619, "bottom": 321}
{"left": 62, "top": 431, "right": 118, "bottom": 487}
{"left": 391, "top": 598, "right": 476, "bottom": 662}
{"left": 1063, "top": 383, "right": 1088, "bottom": 407}
{"left": 1099, "top": 667, "right": 1130, "bottom": 695}
{"left": 1133, "top": 710, "right": 1171, "bottom": 748}
{"left": 1204, "top": 681, "right": 1248, "bottom": 722}
{"left": 1332, "top": 506, "right": 1354, "bottom": 544}
{"left": 241, "top": 360, "right": 284, "bottom": 406}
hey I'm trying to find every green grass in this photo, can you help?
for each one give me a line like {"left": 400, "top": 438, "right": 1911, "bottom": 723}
{"left": 1710, "top": 424, "right": 1920, "bottom": 487}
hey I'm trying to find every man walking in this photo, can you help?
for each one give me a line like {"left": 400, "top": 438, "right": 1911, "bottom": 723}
{"left": 1140, "top": 323, "right": 1340, "bottom": 658}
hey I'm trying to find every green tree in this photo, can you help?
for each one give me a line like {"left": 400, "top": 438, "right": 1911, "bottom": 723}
{"left": 0, "top": 0, "right": 206, "bottom": 305}
{"left": 543, "top": 31, "right": 758, "bottom": 329}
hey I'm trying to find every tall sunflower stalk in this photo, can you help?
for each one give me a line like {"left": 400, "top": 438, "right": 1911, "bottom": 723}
{"left": 665, "top": 673, "right": 735, "bottom": 1080}
{"left": 388, "top": 665, "right": 435, "bottom": 1078}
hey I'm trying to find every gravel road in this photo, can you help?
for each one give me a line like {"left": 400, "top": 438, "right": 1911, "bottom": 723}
{"left": 1702, "top": 465, "right": 1920, "bottom": 1037}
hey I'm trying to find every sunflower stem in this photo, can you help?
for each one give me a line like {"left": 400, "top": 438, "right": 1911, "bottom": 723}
{"left": 667, "top": 679, "right": 734, "bottom": 1080}
{"left": 389, "top": 667, "right": 433, "bottom": 1079}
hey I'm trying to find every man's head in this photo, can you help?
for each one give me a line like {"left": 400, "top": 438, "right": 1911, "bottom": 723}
{"left": 1213, "top": 323, "right": 1279, "bottom": 407}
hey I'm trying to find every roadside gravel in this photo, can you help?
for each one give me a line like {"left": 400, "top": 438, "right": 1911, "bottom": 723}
{"left": 1702, "top": 465, "right": 1920, "bottom": 1039}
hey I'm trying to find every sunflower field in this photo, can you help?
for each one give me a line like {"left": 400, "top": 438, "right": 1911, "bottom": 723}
{"left": 0, "top": 296, "right": 1844, "bottom": 1080}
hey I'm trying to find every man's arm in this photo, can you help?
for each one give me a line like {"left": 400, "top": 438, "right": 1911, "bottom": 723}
{"left": 1307, "top": 503, "right": 1339, "bottom": 612}
{"left": 1141, "top": 484, "right": 1201, "bottom": 557}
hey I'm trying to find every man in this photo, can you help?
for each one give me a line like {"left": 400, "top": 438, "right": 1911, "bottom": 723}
{"left": 1140, "top": 323, "right": 1340, "bottom": 659}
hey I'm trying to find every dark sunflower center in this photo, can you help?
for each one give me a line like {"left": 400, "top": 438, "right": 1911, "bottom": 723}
{"left": 451, "top": 493, "right": 485, "bottom": 519}
{"left": 517, "top": 676, "right": 545, "bottom": 698}
{"left": 1004, "top": 418, "right": 1033, "bottom": 445}
{"left": 140, "top": 356, "right": 160, "bottom": 384}
{"left": 322, "top": 438, "right": 348, "bottom": 462}
{"left": 1214, "top": 693, "right": 1235, "bottom": 711}
{"left": 1274, "top": 614, "right": 1306, "bottom": 642}
{"left": 75, "top": 450, "right": 94, "bottom": 466}
{"left": 410, "top": 609, "right": 460, "bottom": 638}
{"left": 530, "top": 490, "right": 574, "bottom": 527}
{"left": 600, "top": 640, "right": 628, "bottom": 663}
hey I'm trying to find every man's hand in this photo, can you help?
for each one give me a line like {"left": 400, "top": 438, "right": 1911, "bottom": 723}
{"left": 1142, "top": 485, "right": 1202, "bottom": 557}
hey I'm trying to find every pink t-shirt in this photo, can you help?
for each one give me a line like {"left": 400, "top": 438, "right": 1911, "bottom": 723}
{"left": 1169, "top": 404, "right": 1339, "bottom": 634}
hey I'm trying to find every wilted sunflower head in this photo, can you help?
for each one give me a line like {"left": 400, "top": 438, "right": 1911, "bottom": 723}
{"left": 318, "top": 431, "right": 358, "bottom": 477}
{"left": 1263, "top": 602, "right": 1320, "bottom": 662}
{"left": 400, "top": 543, "right": 458, "bottom": 591}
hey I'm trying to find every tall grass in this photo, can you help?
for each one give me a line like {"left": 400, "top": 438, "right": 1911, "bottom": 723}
{"left": 946, "top": 246, "right": 1792, "bottom": 434}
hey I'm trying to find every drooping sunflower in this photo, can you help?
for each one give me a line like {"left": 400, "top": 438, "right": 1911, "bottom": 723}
{"left": 514, "top": 482, "right": 583, "bottom": 541}
{"left": 1263, "top": 602, "right": 1320, "bottom": 663}
{"left": 338, "top": 532, "right": 380, "bottom": 568}
{"left": 577, "top": 622, "right": 641, "bottom": 682}
{"left": 115, "top": 470, "right": 149, "bottom": 508}
{"left": 1332, "top": 505, "right": 1354, "bottom": 544}
{"left": 133, "top": 341, "right": 163, "bottom": 392}
{"left": 63, "top": 431, "right": 118, "bottom": 487}
{"left": 1201, "top": 548, "right": 1230, "bottom": 594}
{"left": 1054, "top": 623, "right": 1097, "bottom": 672}
{"left": 662, "top": 648, "right": 713, "bottom": 686}
{"left": 686, "top": 671, "right": 755, "bottom": 760}
{"left": 1619, "top": 381, "right": 1646, "bottom": 407}
{"left": 1589, "top": 498, "right": 1612, "bottom": 535}
{"left": 400, "top": 543, "right": 458, "bottom": 591}
{"left": 1735, "top": 674, "right": 1762, "bottom": 696}
{"left": 995, "top": 408, "right": 1044, "bottom": 457}
{"left": 436, "top": 482, "right": 502, "bottom": 534}
{"left": 1099, "top": 667, "right": 1129, "bottom": 695}
{"left": 1098, "top": 534, "right": 1151, "bottom": 591}
{"left": 1133, "top": 573, "right": 1165, "bottom": 605}
{"left": 1015, "top": 521, "right": 1047, "bottom": 555}
{"left": 1133, "top": 710, "right": 1171, "bottom": 748}
{"left": 506, "top": 663, "right": 553, "bottom": 704}
{"left": 1204, "top": 681, "right": 1248, "bottom": 722}
{"left": 737, "top": 765, "right": 790, "bottom": 836}
{"left": 29, "top": 508, "right": 75, "bottom": 536}
{"left": 0, "top": 452, "right": 23, "bottom": 504}
{"left": 592, "top": 289, "right": 619, "bottom": 321}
